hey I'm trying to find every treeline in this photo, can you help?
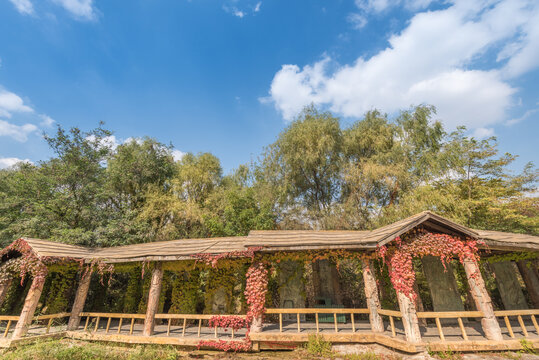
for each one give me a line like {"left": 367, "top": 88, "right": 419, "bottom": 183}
{"left": 0, "top": 105, "right": 537, "bottom": 247}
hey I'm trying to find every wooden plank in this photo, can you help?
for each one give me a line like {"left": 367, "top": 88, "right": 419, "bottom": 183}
{"left": 129, "top": 318, "right": 135, "bottom": 335}
{"left": 378, "top": 309, "right": 402, "bottom": 317}
{"left": 105, "top": 317, "right": 112, "bottom": 333}
{"left": 416, "top": 311, "right": 484, "bottom": 318}
{"left": 351, "top": 313, "right": 355, "bottom": 333}
{"left": 197, "top": 319, "right": 201, "bottom": 337}
{"left": 46, "top": 318, "right": 53, "bottom": 334}
{"left": 297, "top": 313, "right": 300, "bottom": 333}
{"left": 84, "top": 316, "right": 89, "bottom": 331}
{"left": 117, "top": 318, "right": 123, "bottom": 334}
{"left": 531, "top": 315, "right": 539, "bottom": 335}
{"left": 315, "top": 313, "right": 319, "bottom": 333}
{"left": 334, "top": 313, "right": 338, "bottom": 333}
{"left": 504, "top": 316, "right": 515, "bottom": 338}
{"left": 389, "top": 316, "right": 396, "bottom": 337}
{"left": 517, "top": 315, "right": 529, "bottom": 337}
{"left": 266, "top": 308, "right": 369, "bottom": 314}
{"left": 495, "top": 309, "right": 539, "bottom": 316}
{"left": 166, "top": 319, "right": 171, "bottom": 336}
{"left": 182, "top": 318, "right": 186, "bottom": 337}
{"left": 3, "top": 320, "right": 11, "bottom": 338}
{"left": 457, "top": 317, "right": 468, "bottom": 341}
{"left": 279, "top": 314, "right": 282, "bottom": 333}
{"left": 435, "top": 317, "right": 445, "bottom": 341}
{"left": 94, "top": 317, "right": 100, "bottom": 333}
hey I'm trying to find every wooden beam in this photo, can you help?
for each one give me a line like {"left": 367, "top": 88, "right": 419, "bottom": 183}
{"left": 67, "top": 268, "right": 92, "bottom": 330}
{"left": 142, "top": 263, "right": 163, "bottom": 336}
{"left": 463, "top": 259, "right": 503, "bottom": 341}
{"left": 517, "top": 260, "right": 539, "bottom": 308}
{"left": 12, "top": 275, "right": 46, "bottom": 339}
{"left": 362, "top": 259, "right": 384, "bottom": 333}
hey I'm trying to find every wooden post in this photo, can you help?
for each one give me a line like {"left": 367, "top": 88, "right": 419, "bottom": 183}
{"left": 67, "top": 268, "right": 92, "bottom": 330}
{"left": 142, "top": 262, "right": 163, "bottom": 336}
{"left": 362, "top": 259, "right": 384, "bottom": 333}
{"left": 12, "top": 275, "right": 46, "bottom": 339}
{"left": 396, "top": 291, "right": 422, "bottom": 343}
{"left": 0, "top": 278, "right": 13, "bottom": 307}
{"left": 463, "top": 259, "right": 503, "bottom": 341}
{"left": 517, "top": 260, "right": 539, "bottom": 308}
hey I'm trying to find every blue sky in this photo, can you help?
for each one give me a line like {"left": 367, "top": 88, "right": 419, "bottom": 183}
{"left": 0, "top": 0, "right": 538, "bottom": 173}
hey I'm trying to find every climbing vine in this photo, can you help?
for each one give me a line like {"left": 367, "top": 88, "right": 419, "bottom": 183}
{"left": 377, "top": 229, "right": 482, "bottom": 301}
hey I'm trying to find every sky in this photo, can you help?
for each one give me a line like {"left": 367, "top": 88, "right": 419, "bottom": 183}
{"left": 0, "top": 0, "right": 538, "bottom": 173}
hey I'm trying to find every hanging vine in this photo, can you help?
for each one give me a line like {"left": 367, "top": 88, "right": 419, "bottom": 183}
{"left": 377, "top": 229, "right": 482, "bottom": 302}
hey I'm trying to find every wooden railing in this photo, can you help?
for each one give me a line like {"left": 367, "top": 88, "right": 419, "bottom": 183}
{"left": 378, "top": 309, "right": 403, "bottom": 337}
{"left": 265, "top": 308, "right": 370, "bottom": 333}
{"left": 34, "top": 312, "right": 71, "bottom": 334}
{"left": 0, "top": 312, "right": 70, "bottom": 338}
{"left": 79, "top": 312, "right": 247, "bottom": 339}
{"left": 416, "top": 310, "right": 484, "bottom": 341}
{"left": 0, "top": 315, "right": 20, "bottom": 338}
{"left": 494, "top": 309, "right": 539, "bottom": 339}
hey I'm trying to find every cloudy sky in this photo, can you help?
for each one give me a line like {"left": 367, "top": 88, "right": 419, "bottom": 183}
{"left": 0, "top": 0, "right": 538, "bottom": 171}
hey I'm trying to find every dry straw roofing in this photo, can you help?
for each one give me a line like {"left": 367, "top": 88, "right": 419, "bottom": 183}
{"left": 10, "top": 211, "right": 539, "bottom": 263}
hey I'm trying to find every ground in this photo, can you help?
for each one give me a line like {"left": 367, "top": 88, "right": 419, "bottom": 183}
{"left": 0, "top": 339, "right": 538, "bottom": 360}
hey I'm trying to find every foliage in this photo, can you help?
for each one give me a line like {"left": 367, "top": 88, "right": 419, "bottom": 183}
{"left": 0, "top": 340, "right": 182, "bottom": 360}
{"left": 304, "top": 334, "right": 332, "bottom": 357}
{"left": 377, "top": 229, "right": 480, "bottom": 301}
{"left": 168, "top": 270, "right": 200, "bottom": 315}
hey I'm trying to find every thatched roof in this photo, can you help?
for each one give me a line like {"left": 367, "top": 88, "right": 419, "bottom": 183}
{"left": 5, "top": 211, "right": 538, "bottom": 264}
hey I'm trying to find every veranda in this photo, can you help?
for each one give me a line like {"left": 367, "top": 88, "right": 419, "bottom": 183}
{"left": 0, "top": 211, "right": 537, "bottom": 353}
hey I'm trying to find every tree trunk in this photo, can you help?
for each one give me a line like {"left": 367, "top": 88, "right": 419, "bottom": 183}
{"left": 67, "top": 268, "right": 92, "bottom": 330}
{"left": 517, "top": 260, "right": 539, "bottom": 308}
{"left": 463, "top": 259, "right": 503, "bottom": 341}
{"left": 362, "top": 259, "right": 384, "bottom": 333}
{"left": 143, "top": 263, "right": 163, "bottom": 336}
{"left": 12, "top": 276, "right": 46, "bottom": 339}
{"left": 396, "top": 291, "right": 422, "bottom": 343}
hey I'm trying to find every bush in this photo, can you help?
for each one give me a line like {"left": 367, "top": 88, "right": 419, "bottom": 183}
{"left": 305, "top": 334, "right": 332, "bottom": 357}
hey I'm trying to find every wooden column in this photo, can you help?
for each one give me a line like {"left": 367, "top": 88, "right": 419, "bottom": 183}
{"left": 142, "top": 262, "right": 163, "bottom": 336}
{"left": 0, "top": 278, "right": 13, "bottom": 306}
{"left": 12, "top": 275, "right": 46, "bottom": 339}
{"left": 67, "top": 268, "right": 93, "bottom": 330}
{"left": 463, "top": 259, "right": 503, "bottom": 341}
{"left": 396, "top": 291, "right": 422, "bottom": 343}
{"left": 517, "top": 260, "right": 539, "bottom": 308}
{"left": 361, "top": 259, "right": 384, "bottom": 332}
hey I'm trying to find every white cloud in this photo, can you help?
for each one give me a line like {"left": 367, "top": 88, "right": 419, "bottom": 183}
{"left": 233, "top": 9, "right": 245, "bottom": 18}
{"left": 472, "top": 127, "right": 495, "bottom": 139}
{"left": 0, "top": 89, "right": 34, "bottom": 118}
{"left": 0, "top": 120, "right": 38, "bottom": 142}
{"left": 8, "top": 0, "right": 34, "bottom": 15}
{"left": 266, "top": 0, "right": 539, "bottom": 133}
{"left": 51, "top": 0, "right": 96, "bottom": 20}
{"left": 39, "top": 114, "right": 55, "bottom": 127}
{"left": 355, "top": 0, "right": 434, "bottom": 13}
{"left": 254, "top": 2, "right": 261, "bottom": 12}
{"left": 347, "top": 13, "right": 368, "bottom": 30}
{"left": 0, "top": 157, "right": 32, "bottom": 169}
{"left": 172, "top": 149, "right": 186, "bottom": 162}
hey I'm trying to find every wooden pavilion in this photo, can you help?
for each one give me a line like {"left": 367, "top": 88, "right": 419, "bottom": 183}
{"left": 0, "top": 211, "right": 537, "bottom": 353}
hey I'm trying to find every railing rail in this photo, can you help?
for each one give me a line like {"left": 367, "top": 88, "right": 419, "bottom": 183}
{"left": 265, "top": 308, "right": 370, "bottom": 334}
{"left": 494, "top": 309, "right": 539, "bottom": 339}
{"left": 79, "top": 312, "right": 246, "bottom": 339}
{"left": 0, "top": 312, "right": 71, "bottom": 338}
{"left": 416, "top": 311, "right": 484, "bottom": 341}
